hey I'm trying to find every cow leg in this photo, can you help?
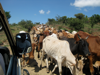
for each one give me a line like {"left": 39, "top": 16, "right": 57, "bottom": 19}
{"left": 38, "top": 43, "right": 40, "bottom": 58}
{"left": 26, "top": 47, "right": 34, "bottom": 64}
{"left": 51, "top": 64, "right": 58, "bottom": 75}
{"left": 29, "top": 47, "right": 34, "bottom": 59}
{"left": 58, "top": 59, "right": 62, "bottom": 75}
{"left": 88, "top": 55, "right": 94, "bottom": 75}
{"left": 45, "top": 56, "right": 49, "bottom": 73}
{"left": 22, "top": 54, "right": 25, "bottom": 67}
{"left": 58, "top": 61, "right": 62, "bottom": 75}
{"left": 40, "top": 50, "right": 45, "bottom": 70}
{"left": 50, "top": 58, "right": 53, "bottom": 65}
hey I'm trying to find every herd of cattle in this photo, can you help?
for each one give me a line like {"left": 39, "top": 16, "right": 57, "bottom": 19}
{"left": 23, "top": 25, "right": 100, "bottom": 75}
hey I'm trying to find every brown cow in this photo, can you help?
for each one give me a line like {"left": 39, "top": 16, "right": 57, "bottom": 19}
{"left": 67, "top": 33, "right": 74, "bottom": 38}
{"left": 57, "top": 32, "right": 63, "bottom": 39}
{"left": 53, "top": 29, "right": 58, "bottom": 34}
{"left": 30, "top": 26, "right": 37, "bottom": 34}
{"left": 26, "top": 43, "right": 37, "bottom": 64}
{"left": 37, "top": 30, "right": 50, "bottom": 58}
{"left": 74, "top": 31, "right": 100, "bottom": 75}
{"left": 22, "top": 43, "right": 37, "bottom": 66}
{"left": 62, "top": 31, "right": 68, "bottom": 38}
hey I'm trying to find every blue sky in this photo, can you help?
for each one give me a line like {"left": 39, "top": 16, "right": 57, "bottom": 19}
{"left": 1, "top": 0, "right": 100, "bottom": 24}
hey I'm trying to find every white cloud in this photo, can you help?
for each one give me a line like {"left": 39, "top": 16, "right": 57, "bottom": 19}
{"left": 84, "top": 9, "right": 87, "bottom": 11}
{"left": 70, "top": 0, "right": 100, "bottom": 8}
{"left": 39, "top": 10, "right": 45, "bottom": 14}
{"left": 46, "top": 10, "right": 50, "bottom": 14}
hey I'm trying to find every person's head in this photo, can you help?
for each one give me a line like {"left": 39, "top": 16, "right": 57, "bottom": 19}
{"left": 19, "top": 31, "right": 26, "bottom": 42}
{"left": 20, "top": 33, "right": 26, "bottom": 42}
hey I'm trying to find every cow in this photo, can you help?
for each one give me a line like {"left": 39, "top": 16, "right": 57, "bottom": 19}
{"left": 26, "top": 43, "right": 37, "bottom": 64}
{"left": 59, "top": 36, "right": 91, "bottom": 75}
{"left": 74, "top": 31, "right": 100, "bottom": 75}
{"left": 40, "top": 36, "right": 76, "bottom": 75}
{"left": 57, "top": 32, "right": 63, "bottom": 39}
{"left": 67, "top": 33, "right": 75, "bottom": 38}
{"left": 37, "top": 30, "right": 50, "bottom": 58}
{"left": 93, "top": 61, "right": 100, "bottom": 74}
{"left": 72, "top": 31, "right": 77, "bottom": 35}
{"left": 53, "top": 29, "right": 58, "bottom": 34}
{"left": 31, "top": 26, "right": 37, "bottom": 34}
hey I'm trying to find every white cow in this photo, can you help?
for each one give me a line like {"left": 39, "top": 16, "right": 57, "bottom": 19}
{"left": 50, "top": 33, "right": 58, "bottom": 39}
{"left": 40, "top": 36, "right": 76, "bottom": 75}
{"left": 65, "top": 31, "right": 70, "bottom": 33}
{"left": 72, "top": 31, "right": 77, "bottom": 35}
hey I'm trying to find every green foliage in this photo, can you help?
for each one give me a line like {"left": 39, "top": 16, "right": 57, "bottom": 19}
{"left": 35, "top": 22, "right": 40, "bottom": 25}
{"left": 48, "top": 18, "right": 56, "bottom": 25}
{"left": 69, "top": 18, "right": 84, "bottom": 31}
{"left": 11, "top": 23, "right": 17, "bottom": 26}
{"left": 18, "top": 20, "right": 34, "bottom": 29}
{"left": 55, "top": 15, "right": 61, "bottom": 21}
{"left": 55, "top": 15, "right": 68, "bottom": 24}
{"left": 58, "top": 26, "right": 63, "bottom": 30}
{"left": 74, "top": 13, "right": 85, "bottom": 19}
{"left": 90, "top": 14, "right": 100, "bottom": 28}
{"left": 5, "top": 11, "right": 11, "bottom": 21}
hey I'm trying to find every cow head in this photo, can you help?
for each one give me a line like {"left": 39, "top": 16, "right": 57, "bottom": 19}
{"left": 43, "top": 30, "right": 50, "bottom": 38}
{"left": 33, "top": 34, "right": 38, "bottom": 42}
{"left": 74, "top": 34, "right": 91, "bottom": 56}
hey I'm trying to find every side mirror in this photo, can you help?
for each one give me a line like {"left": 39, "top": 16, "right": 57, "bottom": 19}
{"left": 16, "top": 33, "right": 32, "bottom": 55}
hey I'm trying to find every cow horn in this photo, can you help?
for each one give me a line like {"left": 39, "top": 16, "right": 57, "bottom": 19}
{"left": 77, "top": 34, "right": 81, "bottom": 39}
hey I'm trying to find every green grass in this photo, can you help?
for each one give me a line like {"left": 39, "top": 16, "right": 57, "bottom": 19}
{"left": 0, "top": 25, "right": 28, "bottom": 47}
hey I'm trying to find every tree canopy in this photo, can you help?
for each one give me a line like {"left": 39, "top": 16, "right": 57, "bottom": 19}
{"left": 74, "top": 13, "right": 85, "bottom": 19}
{"left": 5, "top": 11, "right": 11, "bottom": 21}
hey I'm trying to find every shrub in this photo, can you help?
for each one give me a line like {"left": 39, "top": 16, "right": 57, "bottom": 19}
{"left": 69, "top": 18, "right": 84, "bottom": 31}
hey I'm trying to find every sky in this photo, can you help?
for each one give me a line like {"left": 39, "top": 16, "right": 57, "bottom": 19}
{"left": 0, "top": 0, "right": 100, "bottom": 24}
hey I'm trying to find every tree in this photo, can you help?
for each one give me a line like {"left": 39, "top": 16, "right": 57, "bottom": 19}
{"left": 74, "top": 13, "right": 85, "bottom": 19}
{"left": 55, "top": 15, "right": 61, "bottom": 22}
{"left": 5, "top": 11, "right": 11, "bottom": 21}
{"left": 69, "top": 18, "right": 84, "bottom": 31}
{"left": 61, "top": 16, "right": 67, "bottom": 24}
{"left": 18, "top": 20, "right": 34, "bottom": 28}
{"left": 12, "top": 23, "right": 17, "bottom": 26}
{"left": 18, "top": 20, "right": 26, "bottom": 26}
{"left": 48, "top": 18, "right": 56, "bottom": 25}
{"left": 35, "top": 22, "right": 40, "bottom": 25}
{"left": 90, "top": 14, "right": 100, "bottom": 28}
{"left": 84, "top": 15, "right": 89, "bottom": 23}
